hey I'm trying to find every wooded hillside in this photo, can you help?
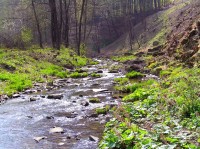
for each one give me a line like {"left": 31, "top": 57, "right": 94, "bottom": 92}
{"left": 0, "top": 0, "right": 171, "bottom": 55}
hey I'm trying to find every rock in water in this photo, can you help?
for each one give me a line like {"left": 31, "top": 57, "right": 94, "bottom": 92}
{"left": 58, "top": 142, "right": 65, "bottom": 146}
{"left": 12, "top": 94, "right": 20, "bottom": 98}
{"left": 92, "top": 89, "right": 108, "bottom": 93}
{"left": 97, "top": 70, "right": 103, "bottom": 73}
{"left": 30, "top": 97, "right": 40, "bottom": 102}
{"left": 49, "top": 127, "right": 64, "bottom": 133}
{"left": 81, "top": 101, "right": 89, "bottom": 106}
{"left": 108, "top": 70, "right": 118, "bottom": 73}
{"left": 33, "top": 136, "right": 47, "bottom": 142}
{"left": 89, "top": 135, "right": 99, "bottom": 142}
{"left": 47, "top": 94, "right": 63, "bottom": 99}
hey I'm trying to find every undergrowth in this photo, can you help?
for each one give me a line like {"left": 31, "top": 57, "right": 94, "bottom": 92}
{"left": 99, "top": 67, "right": 200, "bottom": 148}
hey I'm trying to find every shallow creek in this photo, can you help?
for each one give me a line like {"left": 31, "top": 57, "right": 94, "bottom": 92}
{"left": 0, "top": 59, "right": 124, "bottom": 149}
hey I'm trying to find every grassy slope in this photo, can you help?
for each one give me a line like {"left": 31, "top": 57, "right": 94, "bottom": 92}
{"left": 99, "top": 1, "right": 200, "bottom": 148}
{"left": 100, "top": 66, "right": 200, "bottom": 148}
{"left": 0, "top": 47, "right": 96, "bottom": 96}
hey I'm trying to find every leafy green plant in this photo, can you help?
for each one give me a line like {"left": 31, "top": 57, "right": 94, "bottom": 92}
{"left": 122, "top": 88, "right": 151, "bottom": 102}
{"left": 114, "top": 77, "right": 129, "bottom": 85}
{"left": 112, "top": 55, "right": 136, "bottom": 62}
{"left": 100, "top": 66, "right": 200, "bottom": 149}
{"left": 69, "top": 72, "right": 88, "bottom": 78}
{"left": 90, "top": 73, "right": 102, "bottom": 78}
{"left": 96, "top": 105, "right": 110, "bottom": 115}
{"left": 126, "top": 71, "right": 144, "bottom": 79}
{"left": 89, "top": 97, "right": 100, "bottom": 103}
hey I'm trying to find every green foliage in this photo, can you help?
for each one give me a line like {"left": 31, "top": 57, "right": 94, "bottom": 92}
{"left": 100, "top": 66, "right": 200, "bottom": 148}
{"left": 112, "top": 55, "right": 136, "bottom": 62}
{"left": 0, "top": 72, "right": 32, "bottom": 95}
{"left": 56, "top": 48, "right": 89, "bottom": 67}
{"left": 89, "top": 97, "right": 100, "bottom": 103}
{"left": 0, "top": 48, "right": 92, "bottom": 96}
{"left": 96, "top": 105, "right": 110, "bottom": 115}
{"left": 70, "top": 72, "right": 88, "bottom": 78}
{"left": 122, "top": 88, "right": 152, "bottom": 102}
{"left": 80, "top": 43, "right": 86, "bottom": 56}
{"left": 39, "top": 62, "right": 68, "bottom": 78}
{"left": 126, "top": 71, "right": 144, "bottom": 79}
{"left": 114, "top": 79, "right": 157, "bottom": 93}
{"left": 114, "top": 77, "right": 129, "bottom": 85}
{"left": 90, "top": 73, "right": 102, "bottom": 78}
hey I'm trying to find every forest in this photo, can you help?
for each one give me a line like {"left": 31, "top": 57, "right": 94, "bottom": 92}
{"left": 0, "top": 0, "right": 199, "bottom": 149}
{"left": 0, "top": 0, "right": 171, "bottom": 53}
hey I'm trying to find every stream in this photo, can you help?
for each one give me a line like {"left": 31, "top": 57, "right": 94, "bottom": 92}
{"left": 0, "top": 59, "right": 123, "bottom": 149}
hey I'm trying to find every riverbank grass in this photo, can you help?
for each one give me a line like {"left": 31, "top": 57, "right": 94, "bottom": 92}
{"left": 100, "top": 66, "right": 200, "bottom": 148}
{"left": 0, "top": 48, "right": 95, "bottom": 96}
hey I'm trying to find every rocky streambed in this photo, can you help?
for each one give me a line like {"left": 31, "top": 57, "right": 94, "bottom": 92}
{"left": 0, "top": 59, "right": 124, "bottom": 149}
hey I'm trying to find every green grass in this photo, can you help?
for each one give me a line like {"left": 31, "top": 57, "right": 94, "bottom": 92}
{"left": 96, "top": 105, "right": 110, "bottom": 115}
{"left": 69, "top": 72, "right": 88, "bottom": 78}
{"left": 100, "top": 66, "right": 200, "bottom": 148}
{"left": 122, "top": 88, "right": 152, "bottom": 102}
{"left": 114, "top": 77, "right": 129, "bottom": 85}
{"left": 89, "top": 97, "right": 101, "bottom": 103}
{"left": 126, "top": 71, "right": 144, "bottom": 79}
{"left": 112, "top": 55, "right": 136, "bottom": 62}
{"left": 0, "top": 48, "right": 95, "bottom": 96}
{"left": 90, "top": 73, "right": 102, "bottom": 78}
{"left": 0, "top": 72, "right": 32, "bottom": 95}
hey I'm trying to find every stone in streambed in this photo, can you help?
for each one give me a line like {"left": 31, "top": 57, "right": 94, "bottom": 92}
{"left": 96, "top": 70, "right": 103, "bottom": 73}
{"left": 33, "top": 136, "right": 47, "bottom": 142}
{"left": 30, "top": 97, "right": 40, "bottom": 102}
{"left": 58, "top": 142, "right": 65, "bottom": 146}
{"left": 12, "top": 94, "right": 20, "bottom": 98}
{"left": 89, "top": 135, "right": 99, "bottom": 142}
{"left": 47, "top": 94, "right": 63, "bottom": 99}
{"left": 46, "top": 116, "right": 54, "bottom": 119}
{"left": 49, "top": 127, "right": 64, "bottom": 133}
{"left": 108, "top": 70, "right": 118, "bottom": 73}
{"left": 81, "top": 101, "right": 89, "bottom": 106}
{"left": 41, "top": 95, "right": 46, "bottom": 98}
{"left": 93, "top": 89, "right": 108, "bottom": 93}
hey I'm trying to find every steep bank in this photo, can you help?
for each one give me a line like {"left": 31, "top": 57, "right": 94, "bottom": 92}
{"left": 100, "top": 0, "right": 198, "bottom": 57}
{"left": 99, "top": 0, "right": 200, "bottom": 148}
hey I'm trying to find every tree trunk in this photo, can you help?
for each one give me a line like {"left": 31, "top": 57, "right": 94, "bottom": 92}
{"left": 31, "top": 0, "right": 43, "bottom": 49}
{"left": 63, "top": 0, "right": 70, "bottom": 47}
{"left": 77, "top": 0, "right": 86, "bottom": 56}
{"left": 49, "top": 0, "right": 60, "bottom": 50}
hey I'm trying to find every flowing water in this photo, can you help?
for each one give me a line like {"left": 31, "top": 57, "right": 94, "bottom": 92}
{"left": 0, "top": 60, "right": 123, "bottom": 149}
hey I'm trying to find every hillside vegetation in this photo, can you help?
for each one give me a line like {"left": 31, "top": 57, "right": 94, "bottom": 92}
{"left": 99, "top": 0, "right": 200, "bottom": 148}
{"left": 0, "top": 48, "right": 96, "bottom": 96}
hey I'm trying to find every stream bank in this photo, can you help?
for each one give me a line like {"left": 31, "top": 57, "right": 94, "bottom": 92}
{"left": 0, "top": 59, "right": 123, "bottom": 149}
